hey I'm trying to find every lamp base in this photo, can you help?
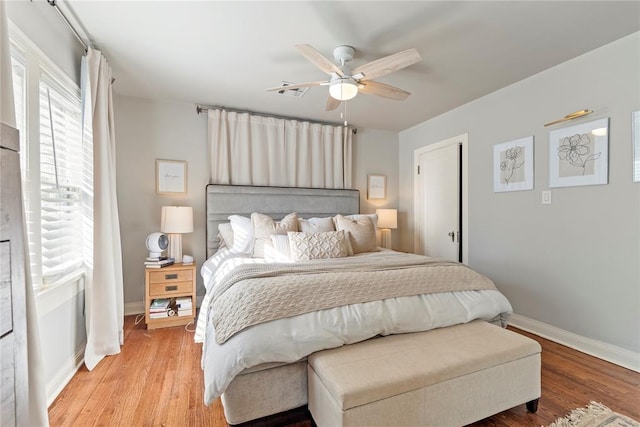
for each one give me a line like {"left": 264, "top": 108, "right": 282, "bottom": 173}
{"left": 380, "top": 228, "right": 392, "bottom": 249}
{"left": 167, "top": 233, "right": 183, "bottom": 263}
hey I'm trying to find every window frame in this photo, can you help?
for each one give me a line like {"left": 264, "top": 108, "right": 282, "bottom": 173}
{"left": 9, "top": 23, "right": 89, "bottom": 292}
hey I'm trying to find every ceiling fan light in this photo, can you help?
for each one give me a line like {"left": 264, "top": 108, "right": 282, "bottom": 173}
{"left": 329, "top": 79, "right": 358, "bottom": 101}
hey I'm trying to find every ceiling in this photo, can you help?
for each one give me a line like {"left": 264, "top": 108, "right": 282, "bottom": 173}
{"left": 65, "top": 1, "right": 640, "bottom": 132}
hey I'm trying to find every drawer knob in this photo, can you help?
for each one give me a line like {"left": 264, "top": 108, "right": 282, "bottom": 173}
{"left": 165, "top": 274, "right": 178, "bottom": 280}
{"left": 165, "top": 285, "right": 178, "bottom": 291}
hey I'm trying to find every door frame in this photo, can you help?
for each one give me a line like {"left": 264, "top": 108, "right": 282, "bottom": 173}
{"left": 413, "top": 133, "right": 469, "bottom": 264}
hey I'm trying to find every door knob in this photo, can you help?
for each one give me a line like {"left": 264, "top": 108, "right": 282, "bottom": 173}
{"left": 448, "top": 231, "right": 455, "bottom": 242}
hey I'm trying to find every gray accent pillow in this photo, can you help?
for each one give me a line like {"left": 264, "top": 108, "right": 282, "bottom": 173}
{"left": 251, "top": 212, "right": 298, "bottom": 258}
{"left": 298, "top": 217, "right": 336, "bottom": 233}
{"left": 218, "top": 222, "right": 234, "bottom": 248}
{"left": 334, "top": 214, "right": 378, "bottom": 254}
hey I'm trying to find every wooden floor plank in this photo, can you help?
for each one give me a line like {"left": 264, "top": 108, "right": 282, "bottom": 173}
{"left": 48, "top": 316, "right": 640, "bottom": 426}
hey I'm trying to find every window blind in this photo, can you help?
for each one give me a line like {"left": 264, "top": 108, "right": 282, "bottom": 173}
{"left": 38, "top": 71, "right": 84, "bottom": 284}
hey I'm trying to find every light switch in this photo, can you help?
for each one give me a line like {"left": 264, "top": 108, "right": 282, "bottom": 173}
{"left": 542, "top": 190, "right": 552, "bottom": 205}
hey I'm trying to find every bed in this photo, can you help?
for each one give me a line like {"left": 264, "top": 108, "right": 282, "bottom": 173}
{"left": 196, "top": 184, "right": 513, "bottom": 424}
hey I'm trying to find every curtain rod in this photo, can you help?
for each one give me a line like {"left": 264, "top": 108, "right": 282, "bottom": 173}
{"left": 196, "top": 104, "right": 357, "bottom": 134}
{"left": 47, "top": 0, "right": 89, "bottom": 51}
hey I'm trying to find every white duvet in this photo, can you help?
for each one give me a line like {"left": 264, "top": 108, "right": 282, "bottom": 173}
{"left": 195, "top": 249, "right": 512, "bottom": 404}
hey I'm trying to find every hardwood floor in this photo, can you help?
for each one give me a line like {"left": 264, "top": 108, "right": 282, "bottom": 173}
{"left": 48, "top": 316, "right": 640, "bottom": 426}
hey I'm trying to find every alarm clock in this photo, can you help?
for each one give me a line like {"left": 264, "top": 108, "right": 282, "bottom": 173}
{"left": 146, "top": 232, "right": 168, "bottom": 258}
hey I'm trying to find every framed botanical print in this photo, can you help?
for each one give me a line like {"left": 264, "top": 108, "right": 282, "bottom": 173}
{"left": 493, "top": 136, "right": 534, "bottom": 192}
{"left": 549, "top": 118, "right": 609, "bottom": 188}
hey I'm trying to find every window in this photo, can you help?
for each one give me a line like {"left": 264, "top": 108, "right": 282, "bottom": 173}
{"left": 9, "top": 26, "right": 92, "bottom": 290}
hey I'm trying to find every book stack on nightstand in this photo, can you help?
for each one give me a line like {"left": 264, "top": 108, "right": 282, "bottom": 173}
{"left": 144, "top": 256, "right": 175, "bottom": 268}
{"left": 176, "top": 297, "right": 193, "bottom": 317}
{"left": 144, "top": 263, "right": 196, "bottom": 329}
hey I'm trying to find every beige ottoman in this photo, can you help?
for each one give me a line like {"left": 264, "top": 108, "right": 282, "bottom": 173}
{"left": 308, "top": 320, "right": 541, "bottom": 427}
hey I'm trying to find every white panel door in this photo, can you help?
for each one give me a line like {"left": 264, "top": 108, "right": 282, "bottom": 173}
{"left": 416, "top": 143, "right": 460, "bottom": 262}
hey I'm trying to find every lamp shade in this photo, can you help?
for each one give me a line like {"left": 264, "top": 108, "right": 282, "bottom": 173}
{"left": 376, "top": 209, "right": 397, "bottom": 229}
{"left": 329, "top": 79, "right": 358, "bottom": 101}
{"left": 161, "top": 206, "right": 193, "bottom": 234}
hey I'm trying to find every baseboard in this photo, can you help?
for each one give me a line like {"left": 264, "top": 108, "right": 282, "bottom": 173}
{"left": 47, "top": 343, "right": 86, "bottom": 407}
{"left": 124, "top": 296, "right": 205, "bottom": 316}
{"left": 124, "top": 301, "right": 145, "bottom": 315}
{"left": 510, "top": 313, "right": 640, "bottom": 373}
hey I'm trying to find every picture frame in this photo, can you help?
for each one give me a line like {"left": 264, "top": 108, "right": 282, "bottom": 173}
{"left": 156, "top": 159, "right": 187, "bottom": 195}
{"left": 493, "top": 136, "right": 534, "bottom": 192}
{"left": 549, "top": 117, "right": 609, "bottom": 188}
{"left": 367, "top": 174, "right": 386, "bottom": 200}
{"left": 633, "top": 111, "right": 639, "bottom": 183}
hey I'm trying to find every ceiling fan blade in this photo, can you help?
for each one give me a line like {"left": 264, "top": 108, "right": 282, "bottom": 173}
{"left": 266, "top": 81, "right": 326, "bottom": 92}
{"left": 325, "top": 96, "right": 342, "bottom": 111}
{"left": 295, "top": 44, "right": 344, "bottom": 77}
{"left": 359, "top": 80, "right": 411, "bottom": 100}
{"left": 353, "top": 48, "right": 422, "bottom": 81}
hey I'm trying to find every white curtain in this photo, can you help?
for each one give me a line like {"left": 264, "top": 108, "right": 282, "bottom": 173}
{"left": 82, "top": 47, "right": 124, "bottom": 370}
{"left": 1, "top": 1, "right": 49, "bottom": 425}
{"left": 208, "top": 109, "right": 352, "bottom": 188}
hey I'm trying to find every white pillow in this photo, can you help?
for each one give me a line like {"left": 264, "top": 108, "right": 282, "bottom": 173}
{"left": 217, "top": 222, "right": 234, "bottom": 248}
{"left": 334, "top": 214, "right": 378, "bottom": 254}
{"left": 288, "top": 230, "right": 351, "bottom": 261}
{"left": 228, "top": 215, "right": 253, "bottom": 254}
{"left": 264, "top": 234, "right": 292, "bottom": 262}
{"left": 298, "top": 217, "right": 336, "bottom": 233}
{"left": 251, "top": 212, "right": 298, "bottom": 258}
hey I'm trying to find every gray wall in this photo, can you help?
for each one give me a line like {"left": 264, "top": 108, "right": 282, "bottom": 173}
{"left": 353, "top": 128, "right": 400, "bottom": 247}
{"left": 114, "top": 96, "right": 209, "bottom": 304}
{"left": 399, "top": 32, "right": 640, "bottom": 353}
{"left": 7, "top": 0, "right": 84, "bottom": 83}
{"left": 114, "top": 95, "right": 400, "bottom": 305}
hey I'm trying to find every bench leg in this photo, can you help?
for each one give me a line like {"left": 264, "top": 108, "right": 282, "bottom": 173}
{"left": 526, "top": 399, "right": 539, "bottom": 413}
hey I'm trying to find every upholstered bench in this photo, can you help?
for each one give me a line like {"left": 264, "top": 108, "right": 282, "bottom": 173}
{"left": 308, "top": 320, "right": 541, "bottom": 427}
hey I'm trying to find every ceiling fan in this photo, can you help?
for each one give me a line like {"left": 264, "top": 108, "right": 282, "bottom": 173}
{"left": 267, "top": 44, "right": 422, "bottom": 111}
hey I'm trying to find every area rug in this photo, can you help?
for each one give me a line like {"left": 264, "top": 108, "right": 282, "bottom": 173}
{"left": 548, "top": 402, "right": 640, "bottom": 427}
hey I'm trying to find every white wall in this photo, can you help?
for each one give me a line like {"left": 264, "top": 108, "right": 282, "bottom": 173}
{"left": 114, "top": 95, "right": 400, "bottom": 307}
{"left": 399, "top": 33, "right": 640, "bottom": 357}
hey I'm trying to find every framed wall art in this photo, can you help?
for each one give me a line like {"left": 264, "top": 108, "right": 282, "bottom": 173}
{"left": 633, "top": 111, "right": 639, "bottom": 183}
{"left": 493, "top": 136, "right": 534, "bottom": 192}
{"left": 156, "top": 159, "right": 187, "bottom": 195}
{"left": 549, "top": 117, "right": 609, "bottom": 188}
{"left": 367, "top": 174, "right": 386, "bottom": 200}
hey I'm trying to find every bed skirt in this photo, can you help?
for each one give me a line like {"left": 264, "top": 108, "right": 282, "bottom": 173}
{"left": 221, "top": 361, "right": 308, "bottom": 425}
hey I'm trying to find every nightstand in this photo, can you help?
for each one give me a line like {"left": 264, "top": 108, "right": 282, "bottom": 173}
{"left": 144, "top": 262, "right": 196, "bottom": 329}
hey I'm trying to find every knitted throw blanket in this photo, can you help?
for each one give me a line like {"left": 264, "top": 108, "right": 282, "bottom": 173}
{"left": 211, "top": 253, "right": 497, "bottom": 344}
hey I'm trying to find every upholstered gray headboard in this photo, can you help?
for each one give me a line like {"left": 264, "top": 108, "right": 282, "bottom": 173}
{"left": 206, "top": 184, "right": 360, "bottom": 257}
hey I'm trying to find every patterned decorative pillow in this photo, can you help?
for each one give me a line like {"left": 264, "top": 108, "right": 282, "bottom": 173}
{"left": 297, "top": 217, "right": 336, "bottom": 233}
{"left": 334, "top": 214, "right": 378, "bottom": 254}
{"left": 251, "top": 212, "right": 298, "bottom": 258}
{"left": 288, "top": 230, "right": 350, "bottom": 261}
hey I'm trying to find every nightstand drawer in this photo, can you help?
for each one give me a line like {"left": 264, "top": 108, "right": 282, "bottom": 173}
{"left": 149, "top": 281, "right": 193, "bottom": 296}
{"left": 148, "top": 269, "right": 193, "bottom": 284}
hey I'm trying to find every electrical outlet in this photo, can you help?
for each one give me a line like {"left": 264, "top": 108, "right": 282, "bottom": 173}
{"left": 542, "top": 191, "right": 552, "bottom": 205}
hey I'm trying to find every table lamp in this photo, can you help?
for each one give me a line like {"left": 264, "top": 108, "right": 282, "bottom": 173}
{"left": 161, "top": 206, "right": 193, "bottom": 263}
{"left": 376, "top": 208, "right": 397, "bottom": 249}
